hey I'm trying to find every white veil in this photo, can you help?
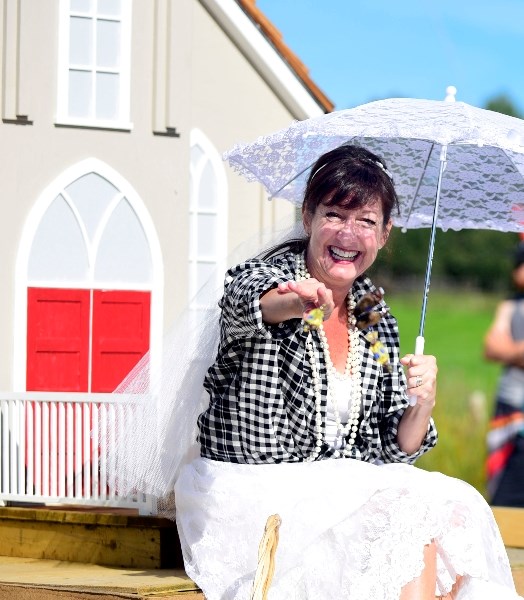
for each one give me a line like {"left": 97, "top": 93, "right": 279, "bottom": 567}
{"left": 105, "top": 219, "right": 305, "bottom": 518}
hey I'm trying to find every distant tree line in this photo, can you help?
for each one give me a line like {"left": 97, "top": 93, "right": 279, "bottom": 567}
{"left": 370, "top": 228, "right": 520, "bottom": 293}
{"left": 370, "top": 93, "right": 524, "bottom": 294}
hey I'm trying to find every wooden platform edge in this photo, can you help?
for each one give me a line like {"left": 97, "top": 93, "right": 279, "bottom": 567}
{"left": 0, "top": 506, "right": 183, "bottom": 569}
{"left": 492, "top": 507, "right": 524, "bottom": 549}
{"left": 0, "top": 583, "right": 204, "bottom": 600}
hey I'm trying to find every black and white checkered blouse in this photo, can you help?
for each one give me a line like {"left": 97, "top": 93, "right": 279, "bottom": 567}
{"left": 198, "top": 250, "right": 437, "bottom": 464}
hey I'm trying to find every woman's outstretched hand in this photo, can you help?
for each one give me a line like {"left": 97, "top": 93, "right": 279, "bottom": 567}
{"left": 277, "top": 279, "right": 334, "bottom": 322}
{"left": 261, "top": 279, "right": 335, "bottom": 325}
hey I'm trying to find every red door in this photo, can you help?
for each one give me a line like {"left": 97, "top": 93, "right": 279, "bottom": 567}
{"left": 27, "top": 288, "right": 151, "bottom": 392}
{"left": 91, "top": 290, "right": 151, "bottom": 392}
{"left": 26, "top": 288, "right": 90, "bottom": 392}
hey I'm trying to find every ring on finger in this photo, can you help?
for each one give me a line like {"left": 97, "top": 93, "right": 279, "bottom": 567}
{"left": 414, "top": 375, "right": 423, "bottom": 388}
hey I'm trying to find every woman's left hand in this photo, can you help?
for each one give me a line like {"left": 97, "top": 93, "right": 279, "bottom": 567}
{"left": 400, "top": 353, "right": 438, "bottom": 408}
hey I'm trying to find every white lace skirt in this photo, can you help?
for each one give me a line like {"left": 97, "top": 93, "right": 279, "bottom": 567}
{"left": 175, "top": 457, "right": 522, "bottom": 600}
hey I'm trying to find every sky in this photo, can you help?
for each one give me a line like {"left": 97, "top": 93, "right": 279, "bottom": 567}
{"left": 256, "top": 0, "right": 524, "bottom": 114}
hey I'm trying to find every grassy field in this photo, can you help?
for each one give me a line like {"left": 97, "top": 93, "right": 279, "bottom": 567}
{"left": 385, "top": 289, "right": 503, "bottom": 497}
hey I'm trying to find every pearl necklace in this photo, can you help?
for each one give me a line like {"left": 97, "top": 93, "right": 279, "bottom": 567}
{"left": 295, "top": 253, "right": 362, "bottom": 461}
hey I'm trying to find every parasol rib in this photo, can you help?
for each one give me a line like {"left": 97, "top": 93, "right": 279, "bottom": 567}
{"left": 401, "top": 142, "right": 435, "bottom": 227}
{"left": 408, "top": 144, "right": 447, "bottom": 406}
{"left": 419, "top": 144, "right": 447, "bottom": 338}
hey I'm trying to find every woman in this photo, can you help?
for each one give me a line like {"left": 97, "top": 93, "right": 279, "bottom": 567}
{"left": 173, "top": 145, "right": 522, "bottom": 600}
{"left": 485, "top": 241, "right": 524, "bottom": 507}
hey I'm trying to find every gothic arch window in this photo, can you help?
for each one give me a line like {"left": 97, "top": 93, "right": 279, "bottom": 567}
{"left": 14, "top": 159, "right": 163, "bottom": 392}
{"left": 189, "top": 129, "right": 228, "bottom": 305}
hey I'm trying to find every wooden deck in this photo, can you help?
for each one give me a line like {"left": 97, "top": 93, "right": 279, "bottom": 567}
{"left": 0, "top": 505, "right": 523, "bottom": 598}
{"left": 0, "top": 505, "right": 182, "bottom": 569}
{"left": 493, "top": 507, "right": 524, "bottom": 549}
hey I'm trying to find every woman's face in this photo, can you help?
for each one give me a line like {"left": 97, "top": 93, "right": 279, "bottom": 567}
{"left": 303, "top": 198, "right": 392, "bottom": 293}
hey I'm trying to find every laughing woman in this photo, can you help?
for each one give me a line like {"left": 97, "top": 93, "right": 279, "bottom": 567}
{"left": 174, "top": 145, "right": 522, "bottom": 600}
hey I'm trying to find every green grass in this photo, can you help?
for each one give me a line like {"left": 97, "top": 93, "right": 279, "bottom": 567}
{"left": 386, "top": 289, "right": 503, "bottom": 497}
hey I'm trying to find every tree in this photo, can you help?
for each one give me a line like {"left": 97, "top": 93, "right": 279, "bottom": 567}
{"left": 485, "top": 93, "right": 523, "bottom": 118}
{"left": 370, "top": 228, "right": 519, "bottom": 293}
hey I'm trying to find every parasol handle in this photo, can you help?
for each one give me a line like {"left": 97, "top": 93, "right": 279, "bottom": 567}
{"left": 408, "top": 335, "right": 425, "bottom": 406}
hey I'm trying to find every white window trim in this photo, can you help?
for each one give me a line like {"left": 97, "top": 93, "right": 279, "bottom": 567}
{"left": 14, "top": 158, "right": 163, "bottom": 391}
{"left": 56, "top": 0, "right": 133, "bottom": 130}
{"left": 189, "top": 128, "right": 228, "bottom": 303}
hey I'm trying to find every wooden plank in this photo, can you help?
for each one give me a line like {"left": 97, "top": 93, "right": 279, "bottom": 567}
{"left": 0, "top": 519, "right": 162, "bottom": 568}
{"left": 0, "top": 586, "right": 205, "bottom": 600}
{"left": 512, "top": 568, "right": 524, "bottom": 597}
{"left": 492, "top": 507, "right": 524, "bottom": 548}
{"left": 0, "top": 507, "right": 183, "bottom": 569}
{"left": 0, "top": 555, "right": 201, "bottom": 597}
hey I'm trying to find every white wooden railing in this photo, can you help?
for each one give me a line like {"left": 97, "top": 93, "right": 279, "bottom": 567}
{"left": 0, "top": 392, "right": 155, "bottom": 515}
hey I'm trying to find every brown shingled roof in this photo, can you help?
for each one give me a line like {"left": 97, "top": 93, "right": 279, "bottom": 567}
{"left": 236, "top": 0, "right": 334, "bottom": 113}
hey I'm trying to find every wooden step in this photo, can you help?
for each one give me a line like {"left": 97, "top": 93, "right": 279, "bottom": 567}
{"left": 493, "top": 507, "right": 524, "bottom": 549}
{"left": 0, "top": 584, "right": 204, "bottom": 600}
{"left": 0, "top": 504, "right": 204, "bottom": 597}
{"left": 0, "top": 556, "right": 204, "bottom": 599}
{"left": 0, "top": 505, "right": 183, "bottom": 569}
{"left": 491, "top": 508, "right": 524, "bottom": 595}
{"left": 0, "top": 553, "right": 523, "bottom": 599}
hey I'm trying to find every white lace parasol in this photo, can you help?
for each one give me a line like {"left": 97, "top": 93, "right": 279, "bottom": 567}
{"left": 225, "top": 97, "right": 524, "bottom": 400}
{"left": 224, "top": 97, "right": 524, "bottom": 233}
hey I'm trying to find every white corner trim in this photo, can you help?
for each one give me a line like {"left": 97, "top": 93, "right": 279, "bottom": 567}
{"left": 199, "top": 0, "right": 325, "bottom": 120}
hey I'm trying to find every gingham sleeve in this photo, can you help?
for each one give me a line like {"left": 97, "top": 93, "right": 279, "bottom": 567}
{"left": 219, "top": 257, "right": 295, "bottom": 340}
{"left": 376, "top": 314, "right": 438, "bottom": 463}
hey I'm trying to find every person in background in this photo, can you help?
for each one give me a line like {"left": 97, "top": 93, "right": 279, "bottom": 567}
{"left": 485, "top": 240, "right": 524, "bottom": 507}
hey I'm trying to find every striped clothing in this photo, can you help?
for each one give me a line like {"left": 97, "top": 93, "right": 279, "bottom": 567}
{"left": 198, "top": 250, "right": 437, "bottom": 464}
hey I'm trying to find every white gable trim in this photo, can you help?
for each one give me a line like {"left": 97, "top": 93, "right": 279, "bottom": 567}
{"left": 200, "top": 0, "right": 325, "bottom": 120}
